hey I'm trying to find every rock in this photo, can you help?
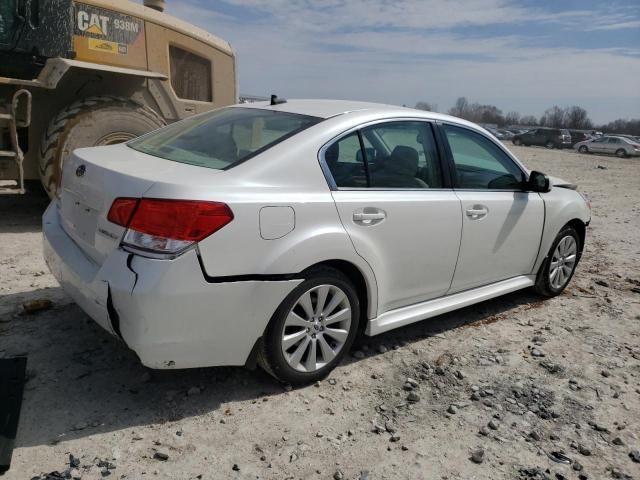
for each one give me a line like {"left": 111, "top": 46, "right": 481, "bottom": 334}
{"left": 406, "top": 391, "right": 420, "bottom": 403}
{"left": 488, "top": 420, "right": 499, "bottom": 430}
{"left": 69, "top": 469, "right": 80, "bottom": 479}
{"left": 434, "top": 366, "right": 445, "bottom": 375}
{"left": 328, "top": 378, "right": 337, "bottom": 385}
{"left": 378, "top": 345, "right": 388, "bottom": 353}
{"left": 531, "top": 348, "right": 545, "bottom": 357}
{"left": 628, "top": 450, "right": 640, "bottom": 463}
{"left": 611, "top": 468, "right": 632, "bottom": 479}
{"left": 333, "top": 471, "right": 344, "bottom": 480}
{"left": 187, "top": 386, "right": 201, "bottom": 396}
{"left": 352, "top": 350, "right": 365, "bottom": 359}
{"left": 612, "top": 437, "right": 625, "bottom": 446}
{"left": 597, "top": 165, "right": 607, "bottom": 169}
{"left": 402, "top": 382, "right": 414, "bottom": 391}
{"left": 390, "top": 434, "right": 400, "bottom": 442}
{"left": 359, "top": 471, "right": 370, "bottom": 480}
{"left": 232, "top": 464, "right": 240, "bottom": 471}
{"left": 471, "top": 385, "right": 480, "bottom": 392}
{"left": 529, "top": 431, "right": 541, "bottom": 441}
{"left": 601, "top": 370, "right": 611, "bottom": 378}
{"left": 455, "top": 370, "right": 465, "bottom": 379}
{"left": 21, "top": 299, "right": 52, "bottom": 314}
{"left": 401, "top": 445, "right": 409, "bottom": 451}
{"left": 573, "top": 461, "right": 583, "bottom": 471}
{"left": 69, "top": 454, "right": 80, "bottom": 468}
{"left": 550, "top": 433, "right": 560, "bottom": 441}
{"left": 595, "top": 279, "right": 609, "bottom": 287}
{"left": 471, "top": 392, "right": 481, "bottom": 401}
{"left": 406, "top": 377, "right": 419, "bottom": 388}
{"left": 470, "top": 448, "right": 485, "bottom": 464}
{"left": 577, "top": 444, "right": 591, "bottom": 456}
{"left": 447, "top": 405, "right": 458, "bottom": 415}
{"left": 479, "top": 426, "right": 490, "bottom": 436}
{"left": 153, "top": 452, "right": 169, "bottom": 461}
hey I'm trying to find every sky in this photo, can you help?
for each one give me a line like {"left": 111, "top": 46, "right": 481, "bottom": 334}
{"left": 162, "top": 0, "right": 639, "bottom": 124}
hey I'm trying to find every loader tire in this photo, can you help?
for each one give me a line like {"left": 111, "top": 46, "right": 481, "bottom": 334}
{"left": 38, "top": 96, "right": 165, "bottom": 198}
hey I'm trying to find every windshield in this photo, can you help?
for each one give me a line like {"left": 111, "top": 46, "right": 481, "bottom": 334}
{"left": 128, "top": 107, "right": 321, "bottom": 170}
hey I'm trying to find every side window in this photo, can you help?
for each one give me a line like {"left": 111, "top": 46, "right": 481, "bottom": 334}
{"left": 169, "top": 46, "right": 212, "bottom": 102}
{"left": 443, "top": 124, "right": 524, "bottom": 190}
{"left": 607, "top": 138, "right": 620, "bottom": 144}
{"left": 324, "top": 132, "right": 368, "bottom": 188}
{"left": 363, "top": 121, "right": 442, "bottom": 188}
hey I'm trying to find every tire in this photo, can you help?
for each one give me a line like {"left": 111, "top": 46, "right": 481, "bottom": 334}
{"left": 257, "top": 267, "right": 360, "bottom": 384}
{"left": 513, "top": 138, "right": 522, "bottom": 146}
{"left": 534, "top": 225, "right": 581, "bottom": 297}
{"left": 578, "top": 146, "right": 589, "bottom": 154}
{"left": 545, "top": 140, "right": 555, "bottom": 149}
{"left": 615, "top": 149, "right": 627, "bottom": 158}
{"left": 39, "top": 96, "right": 165, "bottom": 198}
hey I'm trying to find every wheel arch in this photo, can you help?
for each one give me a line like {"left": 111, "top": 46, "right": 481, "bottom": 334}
{"left": 301, "top": 259, "right": 377, "bottom": 325}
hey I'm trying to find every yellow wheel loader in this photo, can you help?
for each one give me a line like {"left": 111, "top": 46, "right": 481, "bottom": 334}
{"left": 0, "top": 0, "right": 236, "bottom": 196}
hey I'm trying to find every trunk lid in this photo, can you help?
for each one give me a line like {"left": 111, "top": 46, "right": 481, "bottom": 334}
{"left": 59, "top": 143, "right": 222, "bottom": 265}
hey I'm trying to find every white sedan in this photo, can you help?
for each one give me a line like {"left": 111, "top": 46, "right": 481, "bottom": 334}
{"left": 43, "top": 99, "right": 591, "bottom": 384}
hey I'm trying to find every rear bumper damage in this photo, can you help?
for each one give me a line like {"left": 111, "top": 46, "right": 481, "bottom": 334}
{"left": 43, "top": 202, "right": 301, "bottom": 369}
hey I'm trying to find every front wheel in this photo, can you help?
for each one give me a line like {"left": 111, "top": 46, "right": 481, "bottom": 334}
{"left": 578, "top": 146, "right": 589, "bottom": 154}
{"left": 615, "top": 149, "right": 627, "bottom": 158}
{"left": 534, "top": 226, "right": 581, "bottom": 297}
{"left": 258, "top": 267, "right": 360, "bottom": 384}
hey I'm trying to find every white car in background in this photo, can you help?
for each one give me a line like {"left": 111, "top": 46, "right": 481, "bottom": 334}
{"left": 43, "top": 99, "right": 591, "bottom": 384}
{"left": 574, "top": 135, "right": 640, "bottom": 157}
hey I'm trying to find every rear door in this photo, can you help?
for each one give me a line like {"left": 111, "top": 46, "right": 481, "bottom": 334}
{"left": 325, "top": 120, "right": 462, "bottom": 314}
{"left": 440, "top": 123, "right": 544, "bottom": 293}
{"left": 589, "top": 137, "right": 608, "bottom": 153}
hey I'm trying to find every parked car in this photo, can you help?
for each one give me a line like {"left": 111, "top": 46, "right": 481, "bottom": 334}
{"left": 43, "top": 99, "right": 591, "bottom": 384}
{"left": 574, "top": 136, "right": 640, "bottom": 158}
{"left": 512, "top": 128, "right": 572, "bottom": 149}
{"left": 498, "top": 129, "right": 515, "bottom": 140}
{"left": 568, "top": 131, "right": 591, "bottom": 147}
{"left": 487, "top": 128, "right": 505, "bottom": 139}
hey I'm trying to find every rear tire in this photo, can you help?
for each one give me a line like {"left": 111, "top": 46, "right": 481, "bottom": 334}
{"left": 258, "top": 267, "right": 360, "bottom": 384}
{"left": 578, "top": 146, "right": 589, "bottom": 154}
{"left": 38, "top": 96, "right": 165, "bottom": 198}
{"left": 534, "top": 225, "right": 581, "bottom": 297}
{"left": 615, "top": 149, "right": 627, "bottom": 158}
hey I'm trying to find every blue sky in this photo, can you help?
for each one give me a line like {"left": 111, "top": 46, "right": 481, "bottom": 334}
{"left": 165, "top": 0, "right": 640, "bottom": 123}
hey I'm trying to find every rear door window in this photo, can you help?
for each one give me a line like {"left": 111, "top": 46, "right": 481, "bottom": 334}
{"left": 129, "top": 107, "right": 321, "bottom": 169}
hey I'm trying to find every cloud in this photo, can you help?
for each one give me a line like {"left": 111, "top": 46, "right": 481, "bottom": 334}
{"left": 167, "top": 0, "right": 640, "bottom": 122}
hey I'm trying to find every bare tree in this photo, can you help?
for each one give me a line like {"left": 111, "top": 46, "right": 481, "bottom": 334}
{"left": 448, "top": 97, "right": 470, "bottom": 118}
{"left": 414, "top": 101, "right": 438, "bottom": 112}
{"left": 519, "top": 115, "right": 538, "bottom": 126}
{"left": 505, "top": 111, "right": 520, "bottom": 126}
{"left": 565, "top": 106, "right": 593, "bottom": 130}
{"left": 540, "top": 106, "right": 566, "bottom": 128}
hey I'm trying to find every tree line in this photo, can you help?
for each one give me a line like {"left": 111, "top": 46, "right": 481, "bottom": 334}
{"left": 414, "top": 97, "right": 640, "bottom": 135}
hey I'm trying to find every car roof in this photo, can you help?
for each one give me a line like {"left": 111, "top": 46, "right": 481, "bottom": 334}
{"left": 235, "top": 98, "right": 468, "bottom": 124}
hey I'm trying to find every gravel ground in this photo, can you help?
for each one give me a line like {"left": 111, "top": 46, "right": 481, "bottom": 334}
{"left": 1, "top": 146, "right": 639, "bottom": 480}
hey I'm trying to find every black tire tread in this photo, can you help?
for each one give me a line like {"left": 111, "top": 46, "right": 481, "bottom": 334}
{"left": 38, "top": 95, "right": 165, "bottom": 197}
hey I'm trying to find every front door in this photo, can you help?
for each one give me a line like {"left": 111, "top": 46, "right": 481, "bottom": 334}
{"left": 324, "top": 120, "right": 462, "bottom": 314}
{"left": 441, "top": 123, "right": 544, "bottom": 293}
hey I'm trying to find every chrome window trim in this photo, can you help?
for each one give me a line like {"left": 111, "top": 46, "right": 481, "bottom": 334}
{"left": 438, "top": 121, "right": 531, "bottom": 190}
{"left": 318, "top": 117, "right": 446, "bottom": 192}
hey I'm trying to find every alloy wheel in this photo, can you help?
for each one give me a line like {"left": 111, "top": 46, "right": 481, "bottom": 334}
{"left": 549, "top": 235, "right": 577, "bottom": 290}
{"left": 281, "top": 285, "right": 352, "bottom": 373}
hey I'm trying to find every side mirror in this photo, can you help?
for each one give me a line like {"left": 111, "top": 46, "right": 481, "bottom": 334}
{"left": 527, "top": 171, "right": 551, "bottom": 193}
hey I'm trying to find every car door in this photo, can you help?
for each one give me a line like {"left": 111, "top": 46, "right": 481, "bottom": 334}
{"left": 589, "top": 137, "right": 607, "bottom": 153}
{"left": 605, "top": 137, "right": 621, "bottom": 154}
{"left": 324, "top": 120, "right": 462, "bottom": 314}
{"left": 440, "top": 123, "right": 544, "bottom": 293}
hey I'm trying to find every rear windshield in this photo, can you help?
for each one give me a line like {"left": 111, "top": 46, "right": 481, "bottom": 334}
{"left": 128, "top": 107, "right": 321, "bottom": 170}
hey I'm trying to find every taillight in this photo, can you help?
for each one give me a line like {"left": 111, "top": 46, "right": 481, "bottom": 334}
{"left": 107, "top": 198, "right": 233, "bottom": 255}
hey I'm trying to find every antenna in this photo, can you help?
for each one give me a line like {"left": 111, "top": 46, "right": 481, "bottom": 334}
{"left": 270, "top": 94, "right": 287, "bottom": 106}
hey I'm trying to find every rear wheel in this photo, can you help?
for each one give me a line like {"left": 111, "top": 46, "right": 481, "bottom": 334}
{"left": 39, "top": 96, "right": 165, "bottom": 198}
{"left": 578, "top": 145, "right": 589, "bottom": 154}
{"left": 615, "top": 148, "right": 627, "bottom": 158}
{"left": 534, "top": 225, "right": 581, "bottom": 297}
{"left": 258, "top": 267, "right": 360, "bottom": 384}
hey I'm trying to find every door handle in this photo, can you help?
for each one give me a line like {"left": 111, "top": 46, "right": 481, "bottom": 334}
{"left": 353, "top": 208, "right": 386, "bottom": 226}
{"left": 465, "top": 206, "right": 488, "bottom": 219}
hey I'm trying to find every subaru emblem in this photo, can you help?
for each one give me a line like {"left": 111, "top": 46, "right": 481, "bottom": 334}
{"left": 75, "top": 165, "right": 86, "bottom": 177}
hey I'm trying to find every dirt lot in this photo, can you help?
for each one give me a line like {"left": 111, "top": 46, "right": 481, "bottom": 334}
{"left": 1, "top": 146, "right": 639, "bottom": 480}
